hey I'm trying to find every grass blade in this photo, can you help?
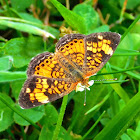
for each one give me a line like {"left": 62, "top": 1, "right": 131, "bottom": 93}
{"left": 50, "top": 0, "right": 86, "bottom": 33}
{"left": 52, "top": 95, "right": 68, "bottom": 140}
{"left": 94, "top": 91, "right": 140, "bottom": 140}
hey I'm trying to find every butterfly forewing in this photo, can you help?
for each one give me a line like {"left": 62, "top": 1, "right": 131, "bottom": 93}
{"left": 83, "top": 32, "right": 120, "bottom": 77}
{"left": 27, "top": 52, "right": 71, "bottom": 79}
{"left": 56, "top": 34, "right": 86, "bottom": 71}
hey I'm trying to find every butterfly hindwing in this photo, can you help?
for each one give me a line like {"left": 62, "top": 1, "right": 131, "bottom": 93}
{"left": 19, "top": 75, "right": 76, "bottom": 109}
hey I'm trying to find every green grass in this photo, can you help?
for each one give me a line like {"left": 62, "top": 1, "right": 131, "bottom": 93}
{"left": 0, "top": 0, "right": 140, "bottom": 139}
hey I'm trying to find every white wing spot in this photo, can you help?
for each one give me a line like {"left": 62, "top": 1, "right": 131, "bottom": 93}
{"left": 109, "top": 49, "right": 113, "bottom": 56}
{"left": 98, "top": 35, "right": 103, "bottom": 40}
{"left": 41, "top": 100, "right": 50, "bottom": 103}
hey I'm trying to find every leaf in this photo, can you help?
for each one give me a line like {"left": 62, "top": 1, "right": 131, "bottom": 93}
{"left": 0, "top": 56, "right": 13, "bottom": 71}
{"left": 88, "top": 25, "right": 110, "bottom": 34}
{"left": 39, "top": 104, "right": 58, "bottom": 126}
{"left": 39, "top": 104, "right": 71, "bottom": 140}
{"left": 0, "top": 71, "right": 26, "bottom": 82}
{"left": 127, "top": 129, "right": 137, "bottom": 140}
{"left": 19, "top": 13, "right": 43, "bottom": 24}
{"left": 11, "top": 0, "right": 33, "bottom": 12}
{"left": 73, "top": 4, "right": 99, "bottom": 34}
{"left": 0, "top": 20, "right": 55, "bottom": 38}
{"left": 11, "top": 80, "right": 25, "bottom": 100}
{"left": 121, "top": 133, "right": 131, "bottom": 140}
{"left": 135, "top": 121, "right": 140, "bottom": 139}
{"left": 110, "top": 33, "right": 134, "bottom": 69}
{"left": 39, "top": 125, "right": 71, "bottom": 140}
{"left": 3, "top": 36, "right": 44, "bottom": 68}
{"left": 0, "top": 93, "right": 14, "bottom": 132}
{"left": 131, "top": 33, "right": 140, "bottom": 50}
{"left": 14, "top": 105, "right": 45, "bottom": 126}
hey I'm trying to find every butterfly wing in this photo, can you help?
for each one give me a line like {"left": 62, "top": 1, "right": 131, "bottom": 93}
{"left": 56, "top": 34, "right": 85, "bottom": 71}
{"left": 19, "top": 32, "right": 120, "bottom": 109}
{"left": 27, "top": 52, "right": 71, "bottom": 79}
{"left": 83, "top": 32, "right": 120, "bottom": 77}
{"left": 19, "top": 52, "right": 76, "bottom": 109}
{"left": 19, "top": 75, "right": 76, "bottom": 109}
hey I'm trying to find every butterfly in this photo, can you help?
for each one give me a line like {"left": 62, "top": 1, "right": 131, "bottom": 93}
{"left": 19, "top": 32, "right": 120, "bottom": 109}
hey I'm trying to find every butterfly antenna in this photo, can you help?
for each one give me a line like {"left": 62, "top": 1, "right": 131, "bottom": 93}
{"left": 84, "top": 88, "right": 86, "bottom": 106}
{"left": 94, "top": 78, "right": 117, "bottom": 82}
